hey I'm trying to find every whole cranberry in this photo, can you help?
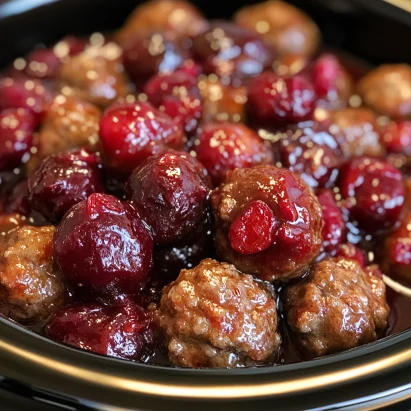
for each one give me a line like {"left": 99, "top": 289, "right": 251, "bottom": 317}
{"left": 54, "top": 193, "right": 154, "bottom": 296}
{"left": 99, "top": 102, "right": 184, "bottom": 175}
{"left": 338, "top": 157, "right": 405, "bottom": 232}
{"left": 311, "top": 54, "right": 353, "bottom": 108}
{"left": 191, "top": 21, "right": 273, "bottom": 84}
{"left": 193, "top": 122, "right": 273, "bottom": 186}
{"left": 276, "top": 121, "right": 344, "bottom": 189}
{"left": 28, "top": 150, "right": 105, "bottom": 223}
{"left": 126, "top": 151, "right": 209, "bottom": 246}
{"left": 4, "top": 179, "right": 31, "bottom": 216}
{"left": 247, "top": 72, "right": 317, "bottom": 127}
{"left": 335, "top": 243, "right": 365, "bottom": 267}
{"left": 122, "top": 32, "right": 188, "bottom": 88}
{"left": 45, "top": 302, "right": 156, "bottom": 361}
{"left": 317, "top": 190, "right": 345, "bottom": 253}
{"left": 211, "top": 165, "right": 324, "bottom": 282}
{"left": 0, "top": 77, "right": 52, "bottom": 120}
{"left": 381, "top": 121, "right": 411, "bottom": 155}
{"left": 23, "top": 48, "right": 61, "bottom": 79}
{"left": 144, "top": 71, "right": 202, "bottom": 136}
{"left": 0, "top": 108, "right": 36, "bottom": 171}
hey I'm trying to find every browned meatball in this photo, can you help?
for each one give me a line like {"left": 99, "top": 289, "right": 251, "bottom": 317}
{"left": 211, "top": 166, "right": 323, "bottom": 282}
{"left": 322, "top": 108, "right": 385, "bottom": 158}
{"left": 58, "top": 43, "right": 129, "bottom": 107}
{"left": 357, "top": 64, "right": 411, "bottom": 119}
{"left": 155, "top": 259, "right": 281, "bottom": 368}
{"left": 285, "top": 257, "right": 389, "bottom": 358}
{"left": 0, "top": 226, "right": 65, "bottom": 324}
{"left": 234, "top": 1, "right": 321, "bottom": 57}
{"left": 198, "top": 78, "right": 247, "bottom": 124}
{"left": 116, "top": 0, "right": 208, "bottom": 45}
{"left": 27, "top": 95, "right": 101, "bottom": 174}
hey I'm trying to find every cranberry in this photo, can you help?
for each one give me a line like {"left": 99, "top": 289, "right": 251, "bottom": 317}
{"left": 54, "top": 193, "right": 154, "bottom": 296}
{"left": 0, "top": 78, "right": 52, "bottom": 120}
{"left": 153, "top": 217, "right": 213, "bottom": 281}
{"left": 28, "top": 150, "right": 105, "bottom": 223}
{"left": 122, "top": 32, "right": 188, "bottom": 88}
{"left": 276, "top": 121, "right": 344, "bottom": 189}
{"left": 192, "top": 21, "right": 272, "bottom": 84}
{"left": 193, "top": 122, "right": 273, "bottom": 186}
{"left": 0, "top": 108, "right": 36, "bottom": 171}
{"left": 99, "top": 102, "right": 184, "bottom": 175}
{"left": 311, "top": 54, "right": 353, "bottom": 108}
{"left": 53, "top": 36, "right": 87, "bottom": 58}
{"left": 126, "top": 151, "right": 209, "bottom": 246}
{"left": 381, "top": 121, "right": 411, "bottom": 155}
{"left": 211, "top": 165, "right": 324, "bottom": 281}
{"left": 5, "top": 179, "right": 31, "bottom": 216}
{"left": 338, "top": 157, "right": 405, "bottom": 232}
{"left": 45, "top": 302, "right": 156, "bottom": 361}
{"left": 335, "top": 243, "right": 365, "bottom": 267}
{"left": 247, "top": 72, "right": 317, "bottom": 127}
{"left": 317, "top": 190, "right": 345, "bottom": 253}
{"left": 178, "top": 59, "right": 202, "bottom": 78}
{"left": 228, "top": 200, "right": 278, "bottom": 255}
{"left": 23, "top": 48, "right": 61, "bottom": 79}
{"left": 144, "top": 71, "right": 202, "bottom": 136}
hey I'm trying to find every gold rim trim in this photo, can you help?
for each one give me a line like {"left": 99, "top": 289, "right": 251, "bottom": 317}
{"left": 383, "top": 0, "right": 411, "bottom": 13}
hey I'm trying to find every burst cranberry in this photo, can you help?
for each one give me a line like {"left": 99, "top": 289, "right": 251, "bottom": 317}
{"left": 335, "top": 243, "right": 365, "bottom": 267}
{"left": 317, "top": 190, "right": 345, "bottom": 253}
{"left": 122, "top": 32, "right": 188, "bottom": 88}
{"left": 211, "top": 165, "right": 323, "bottom": 281}
{"left": 23, "top": 48, "right": 61, "bottom": 79}
{"left": 381, "top": 121, "right": 411, "bottom": 155}
{"left": 28, "top": 150, "right": 105, "bottom": 223}
{"left": 338, "top": 157, "right": 405, "bottom": 232}
{"left": 45, "top": 302, "right": 156, "bottom": 361}
{"left": 144, "top": 71, "right": 202, "bottom": 136}
{"left": 0, "top": 77, "right": 52, "bottom": 120}
{"left": 0, "top": 108, "right": 36, "bottom": 171}
{"left": 193, "top": 122, "right": 273, "bottom": 186}
{"left": 99, "top": 102, "right": 184, "bottom": 175}
{"left": 191, "top": 21, "right": 273, "bottom": 84}
{"left": 126, "top": 151, "right": 209, "bottom": 246}
{"left": 228, "top": 200, "right": 278, "bottom": 255}
{"left": 311, "top": 54, "right": 353, "bottom": 108}
{"left": 247, "top": 72, "right": 317, "bottom": 127}
{"left": 54, "top": 193, "right": 154, "bottom": 296}
{"left": 276, "top": 121, "right": 344, "bottom": 189}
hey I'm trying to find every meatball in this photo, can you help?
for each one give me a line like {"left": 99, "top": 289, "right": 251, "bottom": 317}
{"left": 191, "top": 21, "right": 273, "bottom": 84}
{"left": 284, "top": 257, "right": 389, "bottom": 358}
{"left": 28, "top": 149, "right": 105, "bottom": 223}
{"left": 192, "top": 122, "right": 273, "bottom": 186}
{"left": 28, "top": 94, "right": 101, "bottom": 174}
{"left": 198, "top": 78, "right": 247, "bottom": 124}
{"left": 0, "top": 108, "right": 36, "bottom": 171}
{"left": 54, "top": 194, "right": 154, "bottom": 298}
{"left": 211, "top": 165, "right": 323, "bottom": 281}
{"left": 45, "top": 302, "right": 156, "bottom": 361}
{"left": 324, "top": 108, "right": 385, "bottom": 158}
{"left": 0, "top": 226, "right": 65, "bottom": 324}
{"left": 156, "top": 259, "right": 281, "bottom": 368}
{"left": 126, "top": 151, "right": 209, "bottom": 246}
{"left": 58, "top": 43, "right": 129, "bottom": 107}
{"left": 116, "top": 0, "right": 207, "bottom": 45}
{"left": 234, "top": 0, "right": 321, "bottom": 57}
{"left": 357, "top": 64, "right": 411, "bottom": 119}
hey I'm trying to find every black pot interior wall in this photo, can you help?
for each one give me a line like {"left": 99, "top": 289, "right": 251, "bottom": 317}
{"left": 0, "top": 0, "right": 411, "bottom": 69}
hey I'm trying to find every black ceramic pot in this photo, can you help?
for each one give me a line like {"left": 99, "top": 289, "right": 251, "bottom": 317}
{"left": 0, "top": 1, "right": 410, "bottom": 410}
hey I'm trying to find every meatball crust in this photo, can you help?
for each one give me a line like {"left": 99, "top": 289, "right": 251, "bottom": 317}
{"left": 285, "top": 257, "right": 389, "bottom": 358}
{"left": 156, "top": 259, "right": 281, "bottom": 368}
{"left": 0, "top": 226, "right": 65, "bottom": 323}
{"left": 357, "top": 64, "right": 411, "bottom": 119}
{"left": 211, "top": 166, "right": 323, "bottom": 282}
